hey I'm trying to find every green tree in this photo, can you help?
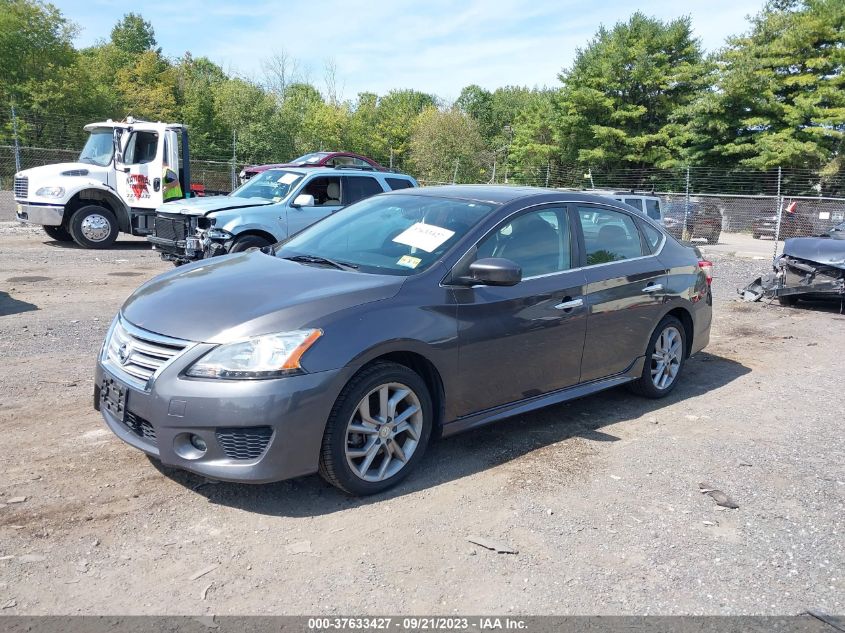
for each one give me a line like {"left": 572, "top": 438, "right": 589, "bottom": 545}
{"left": 110, "top": 12, "right": 159, "bottom": 55}
{"left": 0, "top": 0, "right": 77, "bottom": 103}
{"left": 409, "top": 106, "right": 489, "bottom": 183}
{"left": 683, "top": 0, "right": 845, "bottom": 171}
{"left": 176, "top": 53, "right": 228, "bottom": 158}
{"left": 556, "top": 13, "right": 710, "bottom": 169}
{"left": 114, "top": 50, "right": 178, "bottom": 120}
{"left": 374, "top": 89, "right": 438, "bottom": 167}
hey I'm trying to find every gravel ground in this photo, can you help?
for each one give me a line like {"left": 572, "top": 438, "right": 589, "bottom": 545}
{"left": 0, "top": 224, "right": 842, "bottom": 616}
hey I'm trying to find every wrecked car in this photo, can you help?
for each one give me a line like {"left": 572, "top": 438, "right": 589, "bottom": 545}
{"left": 741, "top": 222, "right": 845, "bottom": 306}
{"left": 148, "top": 167, "right": 417, "bottom": 265}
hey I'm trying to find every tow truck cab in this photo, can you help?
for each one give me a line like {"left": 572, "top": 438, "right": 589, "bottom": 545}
{"left": 13, "top": 118, "right": 191, "bottom": 249}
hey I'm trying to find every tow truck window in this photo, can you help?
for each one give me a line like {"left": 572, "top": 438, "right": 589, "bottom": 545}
{"left": 123, "top": 131, "right": 159, "bottom": 165}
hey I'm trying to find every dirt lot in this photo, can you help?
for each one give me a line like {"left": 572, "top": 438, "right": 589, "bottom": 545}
{"left": 0, "top": 221, "right": 843, "bottom": 616}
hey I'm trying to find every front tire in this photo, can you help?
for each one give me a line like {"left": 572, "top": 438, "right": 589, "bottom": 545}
{"left": 230, "top": 235, "right": 271, "bottom": 253}
{"left": 319, "top": 362, "right": 433, "bottom": 495}
{"left": 43, "top": 225, "right": 73, "bottom": 242}
{"left": 69, "top": 205, "right": 118, "bottom": 249}
{"left": 629, "top": 316, "right": 686, "bottom": 399}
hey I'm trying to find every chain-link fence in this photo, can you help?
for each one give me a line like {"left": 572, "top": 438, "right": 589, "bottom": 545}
{"left": 3, "top": 106, "right": 844, "bottom": 258}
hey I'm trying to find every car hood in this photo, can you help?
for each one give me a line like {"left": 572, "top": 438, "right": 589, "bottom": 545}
{"left": 121, "top": 251, "right": 405, "bottom": 343}
{"left": 159, "top": 196, "right": 274, "bottom": 217}
{"left": 783, "top": 236, "right": 845, "bottom": 269}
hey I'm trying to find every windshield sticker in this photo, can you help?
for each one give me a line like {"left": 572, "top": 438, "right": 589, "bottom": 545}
{"left": 278, "top": 173, "right": 299, "bottom": 184}
{"left": 392, "top": 223, "right": 455, "bottom": 253}
{"left": 397, "top": 255, "right": 422, "bottom": 269}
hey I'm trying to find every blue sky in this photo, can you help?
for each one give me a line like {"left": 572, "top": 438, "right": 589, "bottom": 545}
{"left": 57, "top": 0, "right": 765, "bottom": 101}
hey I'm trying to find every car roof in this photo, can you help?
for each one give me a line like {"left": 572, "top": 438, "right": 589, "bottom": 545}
{"left": 259, "top": 166, "right": 410, "bottom": 178}
{"left": 389, "top": 184, "right": 643, "bottom": 207}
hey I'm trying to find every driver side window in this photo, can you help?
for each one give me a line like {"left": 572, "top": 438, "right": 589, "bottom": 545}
{"left": 123, "top": 131, "right": 159, "bottom": 165}
{"left": 299, "top": 176, "right": 342, "bottom": 206}
{"left": 477, "top": 207, "right": 572, "bottom": 278}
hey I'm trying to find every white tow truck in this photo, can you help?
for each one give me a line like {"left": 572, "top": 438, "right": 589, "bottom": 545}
{"left": 13, "top": 117, "right": 193, "bottom": 248}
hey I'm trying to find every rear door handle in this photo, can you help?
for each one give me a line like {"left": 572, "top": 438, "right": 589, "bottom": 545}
{"left": 642, "top": 284, "right": 664, "bottom": 293}
{"left": 555, "top": 298, "right": 583, "bottom": 310}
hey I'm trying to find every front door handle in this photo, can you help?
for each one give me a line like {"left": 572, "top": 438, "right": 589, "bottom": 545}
{"left": 642, "top": 284, "right": 664, "bottom": 293}
{"left": 555, "top": 298, "right": 583, "bottom": 310}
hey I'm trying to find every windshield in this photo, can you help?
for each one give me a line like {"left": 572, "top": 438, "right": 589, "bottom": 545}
{"left": 79, "top": 129, "right": 114, "bottom": 166}
{"left": 275, "top": 194, "right": 494, "bottom": 275}
{"left": 291, "top": 152, "right": 329, "bottom": 165}
{"left": 828, "top": 222, "right": 845, "bottom": 239}
{"left": 230, "top": 169, "right": 303, "bottom": 201}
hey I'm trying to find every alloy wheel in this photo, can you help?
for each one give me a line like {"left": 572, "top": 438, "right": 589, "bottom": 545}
{"left": 344, "top": 382, "right": 423, "bottom": 483}
{"left": 651, "top": 325, "right": 682, "bottom": 390}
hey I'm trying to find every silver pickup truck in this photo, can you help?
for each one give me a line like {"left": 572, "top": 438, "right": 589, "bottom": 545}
{"left": 148, "top": 166, "right": 417, "bottom": 264}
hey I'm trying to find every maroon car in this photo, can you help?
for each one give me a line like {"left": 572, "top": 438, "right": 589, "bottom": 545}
{"left": 240, "top": 152, "right": 387, "bottom": 183}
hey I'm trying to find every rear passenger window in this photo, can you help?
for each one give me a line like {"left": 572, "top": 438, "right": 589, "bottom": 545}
{"left": 344, "top": 177, "right": 383, "bottom": 204}
{"left": 386, "top": 178, "right": 414, "bottom": 191}
{"left": 577, "top": 207, "right": 644, "bottom": 265}
{"left": 624, "top": 198, "right": 644, "bottom": 213}
{"left": 645, "top": 199, "right": 661, "bottom": 221}
{"left": 640, "top": 222, "right": 663, "bottom": 252}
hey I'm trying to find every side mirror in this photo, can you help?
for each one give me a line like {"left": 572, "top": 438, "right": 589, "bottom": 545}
{"left": 466, "top": 257, "right": 522, "bottom": 287}
{"left": 292, "top": 194, "right": 315, "bottom": 208}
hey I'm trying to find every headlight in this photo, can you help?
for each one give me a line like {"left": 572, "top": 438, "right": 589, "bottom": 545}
{"left": 185, "top": 329, "right": 322, "bottom": 379}
{"left": 36, "top": 186, "right": 65, "bottom": 197}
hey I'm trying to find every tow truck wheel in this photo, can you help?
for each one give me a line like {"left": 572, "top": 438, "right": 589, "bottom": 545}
{"left": 69, "top": 205, "right": 118, "bottom": 249}
{"left": 230, "top": 235, "right": 271, "bottom": 253}
{"left": 43, "top": 225, "right": 73, "bottom": 242}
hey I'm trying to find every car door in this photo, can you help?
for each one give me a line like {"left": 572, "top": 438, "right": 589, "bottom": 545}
{"left": 116, "top": 129, "right": 164, "bottom": 210}
{"left": 574, "top": 203, "right": 668, "bottom": 382}
{"left": 452, "top": 205, "right": 588, "bottom": 417}
{"left": 285, "top": 175, "right": 343, "bottom": 235}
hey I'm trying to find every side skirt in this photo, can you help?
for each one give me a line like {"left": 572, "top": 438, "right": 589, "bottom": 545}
{"left": 441, "top": 356, "right": 645, "bottom": 438}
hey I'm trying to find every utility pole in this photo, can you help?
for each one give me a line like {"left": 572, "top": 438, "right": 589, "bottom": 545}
{"left": 773, "top": 166, "right": 784, "bottom": 262}
{"left": 545, "top": 161, "right": 550, "bottom": 188}
{"left": 503, "top": 125, "right": 513, "bottom": 184}
{"left": 231, "top": 129, "right": 237, "bottom": 191}
{"left": 11, "top": 104, "right": 21, "bottom": 173}
{"left": 390, "top": 148, "right": 394, "bottom": 170}
{"left": 452, "top": 159, "right": 460, "bottom": 184}
{"left": 683, "top": 165, "right": 691, "bottom": 241}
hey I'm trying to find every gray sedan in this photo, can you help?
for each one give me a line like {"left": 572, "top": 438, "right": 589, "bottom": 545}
{"left": 95, "top": 186, "right": 712, "bottom": 495}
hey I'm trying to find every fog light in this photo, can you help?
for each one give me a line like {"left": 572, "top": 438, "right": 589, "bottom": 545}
{"left": 189, "top": 434, "right": 207, "bottom": 452}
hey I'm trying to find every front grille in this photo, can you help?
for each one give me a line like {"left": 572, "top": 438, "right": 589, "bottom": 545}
{"left": 123, "top": 411, "right": 157, "bottom": 445}
{"left": 216, "top": 427, "right": 273, "bottom": 460}
{"left": 104, "top": 317, "right": 190, "bottom": 388}
{"left": 14, "top": 176, "right": 28, "bottom": 199}
{"left": 154, "top": 215, "right": 189, "bottom": 242}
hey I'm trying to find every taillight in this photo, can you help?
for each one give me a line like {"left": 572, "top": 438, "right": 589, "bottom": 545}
{"left": 698, "top": 260, "right": 713, "bottom": 286}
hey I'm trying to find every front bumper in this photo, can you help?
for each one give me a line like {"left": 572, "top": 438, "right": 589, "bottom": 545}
{"left": 15, "top": 202, "right": 64, "bottom": 226}
{"left": 95, "top": 356, "right": 345, "bottom": 483}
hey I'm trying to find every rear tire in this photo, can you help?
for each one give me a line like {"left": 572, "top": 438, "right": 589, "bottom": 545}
{"left": 752, "top": 233, "right": 761, "bottom": 240}
{"left": 706, "top": 232, "right": 720, "bottom": 245}
{"left": 43, "top": 225, "right": 73, "bottom": 242}
{"left": 230, "top": 235, "right": 272, "bottom": 253}
{"left": 778, "top": 295, "right": 798, "bottom": 307}
{"left": 319, "top": 361, "right": 433, "bottom": 496}
{"left": 69, "top": 205, "right": 118, "bottom": 249}
{"left": 629, "top": 316, "right": 687, "bottom": 399}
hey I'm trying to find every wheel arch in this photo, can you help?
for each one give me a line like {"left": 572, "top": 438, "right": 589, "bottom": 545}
{"left": 66, "top": 187, "right": 131, "bottom": 233}
{"left": 344, "top": 346, "right": 447, "bottom": 436}
{"left": 230, "top": 228, "right": 279, "bottom": 246}
{"left": 663, "top": 306, "right": 694, "bottom": 358}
